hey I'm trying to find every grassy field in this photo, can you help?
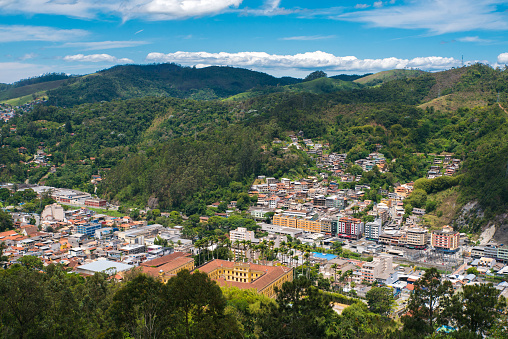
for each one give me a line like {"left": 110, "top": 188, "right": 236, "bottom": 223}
{"left": 1, "top": 92, "right": 47, "bottom": 105}
{"left": 353, "top": 69, "right": 425, "bottom": 86}
{"left": 61, "top": 204, "right": 125, "bottom": 218}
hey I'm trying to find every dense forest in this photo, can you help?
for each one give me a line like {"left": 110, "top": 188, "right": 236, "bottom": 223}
{"left": 0, "top": 259, "right": 506, "bottom": 339}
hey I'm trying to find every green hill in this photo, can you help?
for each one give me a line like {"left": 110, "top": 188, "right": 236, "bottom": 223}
{"left": 45, "top": 64, "right": 301, "bottom": 107}
{"left": 0, "top": 73, "right": 70, "bottom": 103}
{"left": 354, "top": 69, "right": 426, "bottom": 86}
{"left": 227, "top": 77, "right": 362, "bottom": 101}
{"left": 330, "top": 74, "right": 370, "bottom": 81}
{"left": 2, "top": 64, "right": 508, "bottom": 230}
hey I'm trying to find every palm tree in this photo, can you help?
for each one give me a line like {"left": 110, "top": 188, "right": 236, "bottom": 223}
{"left": 331, "top": 263, "right": 338, "bottom": 288}
{"left": 246, "top": 240, "right": 252, "bottom": 262}
{"left": 241, "top": 240, "right": 247, "bottom": 262}
{"left": 233, "top": 240, "right": 240, "bottom": 261}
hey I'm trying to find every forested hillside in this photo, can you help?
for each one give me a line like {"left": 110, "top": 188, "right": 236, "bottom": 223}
{"left": 45, "top": 64, "right": 301, "bottom": 106}
{"left": 2, "top": 64, "right": 508, "bottom": 230}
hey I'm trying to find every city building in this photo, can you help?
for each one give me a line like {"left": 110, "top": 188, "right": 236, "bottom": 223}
{"left": 272, "top": 214, "right": 322, "bottom": 233}
{"left": 406, "top": 228, "right": 429, "bottom": 249}
{"left": 197, "top": 260, "right": 293, "bottom": 298}
{"left": 364, "top": 219, "right": 382, "bottom": 241}
{"left": 356, "top": 255, "right": 394, "bottom": 284}
{"left": 84, "top": 198, "right": 107, "bottom": 208}
{"left": 76, "top": 222, "right": 102, "bottom": 237}
{"left": 140, "top": 252, "right": 195, "bottom": 283}
{"left": 75, "top": 259, "right": 133, "bottom": 276}
{"left": 431, "top": 226, "right": 459, "bottom": 252}
{"left": 338, "top": 217, "right": 364, "bottom": 239}
{"left": 230, "top": 227, "right": 256, "bottom": 242}
{"left": 259, "top": 224, "right": 303, "bottom": 238}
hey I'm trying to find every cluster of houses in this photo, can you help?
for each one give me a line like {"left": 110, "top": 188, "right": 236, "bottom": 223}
{"left": 5, "top": 183, "right": 108, "bottom": 209}
{"left": 0, "top": 205, "right": 195, "bottom": 276}
{"left": 249, "top": 175, "right": 448, "bottom": 249}
{"left": 0, "top": 104, "right": 15, "bottom": 122}
{"left": 426, "top": 154, "right": 461, "bottom": 179}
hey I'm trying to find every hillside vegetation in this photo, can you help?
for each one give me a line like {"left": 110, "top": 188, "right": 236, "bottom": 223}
{"left": 354, "top": 69, "right": 426, "bottom": 86}
{"left": 2, "top": 64, "right": 508, "bottom": 225}
{"left": 45, "top": 64, "right": 300, "bottom": 106}
{"left": 227, "top": 76, "right": 363, "bottom": 101}
{"left": 0, "top": 73, "right": 70, "bottom": 102}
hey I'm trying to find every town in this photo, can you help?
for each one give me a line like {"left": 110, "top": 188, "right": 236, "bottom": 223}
{"left": 1, "top": 133, "right": 506, "bottom": 319}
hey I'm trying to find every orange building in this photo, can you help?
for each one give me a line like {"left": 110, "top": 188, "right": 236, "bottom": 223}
{"left": 272, "top": 214, "right": 322, "bottom": 233}
{"left": 431, "top": 226, "right": 459, "bottom": 252}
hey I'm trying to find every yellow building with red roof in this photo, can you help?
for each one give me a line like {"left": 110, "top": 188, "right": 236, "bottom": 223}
{"left": 196, "top": 260, "right": 293, "bottom": 298}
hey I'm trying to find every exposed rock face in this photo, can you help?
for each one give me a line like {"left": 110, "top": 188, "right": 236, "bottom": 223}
{"left": 453, "top": 200, "right": 508, "bottom": 245}
{"left": 147, "top": 196, "right": 159, "bottom": 209}
{"left": 492, "top": 214, "right": 508, "bottom": 245}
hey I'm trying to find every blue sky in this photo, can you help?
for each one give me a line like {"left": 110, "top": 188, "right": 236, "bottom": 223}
{"left": 2, "top": 0, "right": 508, "bottom": 83}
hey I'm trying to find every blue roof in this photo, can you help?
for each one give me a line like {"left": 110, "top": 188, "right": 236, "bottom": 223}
{"left": 312, "top": 252, "right": 337, "bottom": 260}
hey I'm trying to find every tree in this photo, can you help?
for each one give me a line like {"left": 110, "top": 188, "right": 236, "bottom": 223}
{"left": 466, "top": 267, "right": 479, "bottom": 275}
{"left": 448, "top": 283, "right": 506, "bottom": 336}
{"left": 169, "top": 211, "right": 183, "bottom": 224}
{"left": 154, "top": 236, "right": 169, "bottom": 248}
{"left": 165, "top": 269, "right": 240, "bottom": 338}
{"left": 304, "top": 70, "right": 327, "bottom": 82}
{"left": 0, "top": 209, "right": 13, "bottom": 233}
{"left": 109, "top": 273, "right": 169, "bottom": 339}
{"left": 65, "top": 120, "right": 73, "bottom": 133}
{"left": 129, "top": 209, "right": 140, "bottom": 220}
{"left": 152, "top": 209, "right": 161, "bottom": 218}
{"left": 0, "top": 242, "right": 7, "bottom": 262}
{"left": 366, "top": 287, "right": 394, "bottom": 316}
{"left": 258, "top": 277, "right": 336, "bottom": 338}
{"left": 18, "top": 255, "right": 43, "bottom": 270}
{"left": 403, "top": 268, "right": 453, "bottom": 335}
{"left": 0, "top": 267, "right": 49, "bottom": 338}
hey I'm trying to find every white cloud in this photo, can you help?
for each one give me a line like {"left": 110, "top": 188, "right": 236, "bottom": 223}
{"left": 339, "top": 0, "right": 508, "bottom": 34}
{"left": 146, "top": 50, "right": 461, "bottom": 72}
{"left": 281, "top": 35, "right": 336, "bottom": 41}
{"left": 60, "top": 41, "right": 150, "bottom": 51}
{"left": 0, "top": 25, "right": 88, "bottom": 42}
{"left": 0, "top": 62, "right": 53, "bottom": 83}
{"left": 355, "top": 4, "right": 370, "bottom": 9}
{"left": 457, "top": 36, "right": 492, "bottom": 43}
{"left": 373, "top": 1, "right": 383, "bottom": 8}
{"left": 240, "top": 0, "right": 296, "bottom": 16}
{"left": 0, "top": 0, "right": 243, "bottom": 20}
{"left": 18, "top": 53, "right": 37, "bottom": 61}
{"left": 63, "top": 54, "right": 133, "bottom": 63}
{"left": 497, "top": 53, "right": 508, "bottom": 63}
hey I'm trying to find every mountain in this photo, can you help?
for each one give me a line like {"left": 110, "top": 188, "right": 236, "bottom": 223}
{"left": 227, "top": 77, "right": 363, "bottom": 101}
{"left": 45, "top": 64, "right": 301, "bottom": 106}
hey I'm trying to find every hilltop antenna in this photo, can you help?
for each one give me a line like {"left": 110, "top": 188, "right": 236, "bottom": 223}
{"left": 462, "top": 55, "right": 464, "bottom": 67}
